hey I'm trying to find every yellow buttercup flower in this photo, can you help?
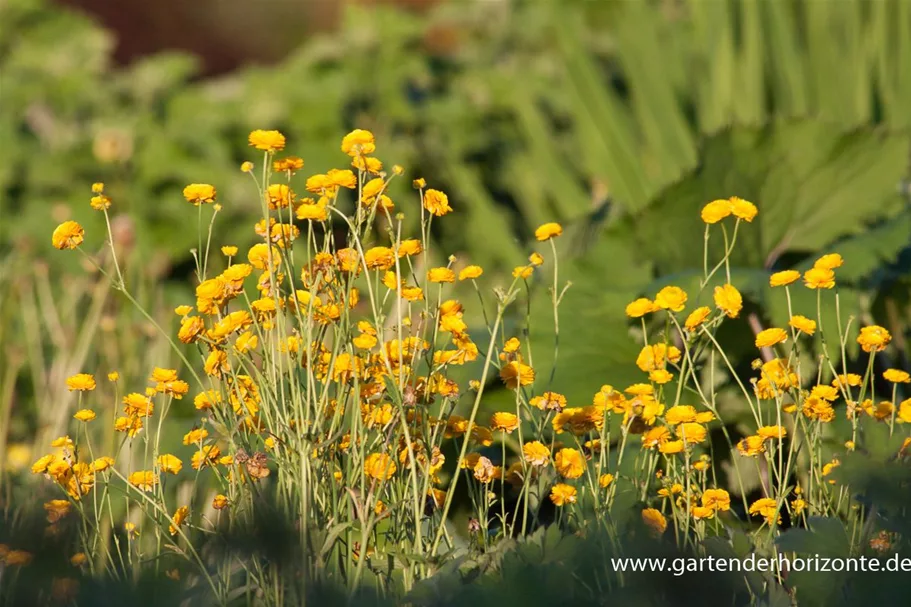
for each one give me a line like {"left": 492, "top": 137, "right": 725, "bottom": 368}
{"left": 641, "top": 508, "right": 667, "bottom": 534}
{"left": 884, "top": 369, "right": 910, "bottom": 383}
{"left": 769, "top": 270, "right": 800, "bottom": 287}
{"left": 713, "top": 284, "right": 742, "bottom": 318}
{"left": 248, "top": 129, "right": 286, "bottom": 152}
{"left": 803, "top": 267, "right": 835, "bottom": 289}
{"left": 490, "top": 412, "right": 519, "bottom": 434}
{"left": 599, "top": 473, "right": 614, "bottom": 488}
{"left": 157, "top": 454, "right": 183, "bottom": 475}
{"left": 737, "top": 435, "right": 765, "bottom": 456}
{"left": 66, "top": 373, "right": 96, "bottom": 392}
{"left": 427, "top": 267, "right": 456, "bottom": 283}
{"left": 729, "top": 197, "right": 758, "bottom": 221}
{"left": 459, "top": 265, "right": 483, "bottom": 280}
{"left": 654, "top": 286, "right": 687, "bottom": 312}
{"left": 182, "top": 184, "right": 216, "bottom": 205}
{"left": 52, "top": 221, "right": 84, "bottom": 250}
{"left": 701, "top": 199, "right": 732, "bottom": 224}
{"left": 813, "top": 253, "right": 843, "bottom": 270}
{"left": 789, "top": 315, "right": 816, "bottom": 335}
{"left": 169, "top": 506, "right": 189, "bottom": 536}
{"left": 423, "top": 189, "right": 452, "bottom": 216}
{"left": 73, "top": 409, "right": 96, "bottom": 422}
{"left": 364, "top": 453, "right": 396, "bottom": 481}
{"left": 549, "top": 483, "right": 577, "bottom": 506}
{"left": 625, "top": 298, "right": 657, "bottom": 318}
{"left": 535, "top": 222, "right": 563, "bottom": 241}
{"left": 341, "top": 129, "right": 376, "bottom": 156}
{"left": 857, "top": 325, "right": 891, "bottom": 353}
{"left": 554, "top": 448, "right": 585, "bottom": 479}
{"left": 500, "top": 361, "right": 535, "bottom": 389}
{"left": 749, "top": 498, "right": 780, "bottom": 525}
{"left": 755, "top": 328, "right": 788, "bottom": 348}
{"left": 701, "top": 488, "right": 730, "bottom": 512}
{"left": 522, "top": 441, "right": 550, "bottom": 466}
{"left": 128, "top": 470, "right": 159, "bottom": 491}
{"left": 684, "top": 306, "right": 711, "bottom": 330}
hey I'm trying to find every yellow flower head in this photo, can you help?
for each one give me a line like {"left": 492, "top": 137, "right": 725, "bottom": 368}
{"left": 701, "top": 199, "right": 732, "bottom": 224}
{"left": 755, "top": 327, "right": 788, "bottom": 349}
{"left": 535, "top": 222, "right": 563, "bottom": 241}
{"left": 427, "top": 267, "right": 456, "bottom": 283}
{"left": 248, "top": 129, "right": 286, "bottom": 152}
{"left": 549, "top": 483, "right": 577, "bottom": 506}
{"left": 814, "top": 253, "right": 844, "bottom": 270}
{"left": 500, "top": 361, "right": 535, "bottom": 389}
{"left": 364, "top": 452, "right": 396, "bottom": 481}
{"left": 701, "top": 488, "right": 730, "bottom": 512}
{"left": 884, "top": 369, "right": 910, "bottom": 384}
{"left": 729, "top": 197, "right": 758, "bottom": 221}
{"left": 52, "top": 221, "right": 85, "bottom": 250}
{"left": 423, "top": 189, "right": 452, "bottom": 216}
{"left": 857, "top": 325, "right": 891, "bottom": 353}
{"left": 625, "top": 298, "right": 657, "bottom": 318}
{"left": 459, "top": 265, "right": 483, "bottom": 281}
{"left": 128, "top": 470, "right": 159, "bottom": 491}
{"left": 157, "top": 454, "right": 183, "bottom": 475}
{"left": 490, "top": 412, "right": 519, "bottom": 434}
{"left": 769, "top": 270, "right": 800, "bottom": 287}
{"left": 789, "top": 315, "right": 817, "bottom": 335}
{"left": 66, "top": 373, "right": 96, "bottom": 392}
{"left": 641, "top": 508, "right": 667, "bottom": 534}
{"left": 554, "top": 448, "right": 585, "bottom": 479}
{"left": 684, "top": 306, "right": 711, "bottom": 330}
{"left": 73, "top": 409, "right": 96, "bottom": 422}
{"left": 522, "top": 441, "right": 551, "bottom": 466}
{"left": 182, "top": 184, "right": 216, "bottom": 205}
{"left": 654, "top": 286, "right": 687, "bottom": 313}
{"left": 803, "top": 267, "right": 835, "bottom": 289}
{"left": 713, "top": 284, "right": 743, "bottom": 318}
{"left": 341, "top": 129, "right": 376, "bottom": 156}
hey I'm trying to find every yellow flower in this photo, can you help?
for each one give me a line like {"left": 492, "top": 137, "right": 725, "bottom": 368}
{"left": 423, "top": 189, "right": 452, "bottom": 216}
{"left": 684, "top": 306, "right": 711, "bottom": 330}
{"left": 549, "top": 483, "right": 577, "bottom": 506}
{"left": 90, "top": 194, "right": 111, "bottom": 211}
{"left": 248, "top": 129, "right": 286, "bottom": 152}
{"left": 676, "top": 422, "right": 707, "bottom": 445}
{"left": 857, "top": 325, "right": 891, "bottom": 353}
{"left": 364, "top": 246, "right": 396, "bottom": 271}
{"left": 659, "top": 440, "right": 683, "bottom": 454}
{"left": 212, "top": 494, "right": 230, "bottom": 510}
{"left": 897, "top": 398, "right": 911, "bottom": 423}
{"left": 529, "top": 252, "right": 544, "bottom": 266}
{"left": 169, "top": 506, "right": 189, "bottom": 536}
{"left": 554, "top": 448, "right": 585, "bottom": 479}
{"left": 52, "top": 221, "right": 84, "bottom": 250}
{"left": 757, "top": 425, "right": 787, "bottom": 440}
{"left": 625, "top": 298, "right": 657, "bottom": 318}
{"left": 297, "top": 203, "right": 328, "bottom": 221}
{"left": 635, "top": 343, "right": 682, "bottom": 372}
{"left": 427, "top": 267, "right": 456, "bottom": 283}
{"left": 522, "top": 441, "right": 550, "bottom": 466}
{"left": 654, "top": 286, "right": 687, "bottom": 312}
{"left": 884, "top": 369, "right": 910, "bottom": 383}
{"left": 713, "top": 284, "right": 743, "bottom": 318}
{"left": 769, "top": 270, "right": 800, "bottom": 287}
{"left": 66, "top": 373, "right": 96, "bottom": 392}
{"left": 91, "top": 457, "right": 114, "bottom": 472}
{"left": 535, "top": 222, "right": 563, "bottom": 241}
{"left": 701, "top": 199, "right": 732, "bottom": 224}
{"left": 182, "top": 184, "right": 216, "bottom": 205}
{"left": 128, "top": 470, "right": 158, "bottom": 491}
{"left": 107, "top": 371, "right": 119, "bottom": 382}
{"left": 701, "top": 488, "right": 730, "bottom": 512}
{"left": 814, "top": 253, "right": 844, "bottom": 270}
{"left": 91, "top": 182, "right": 104, "bottom": 193}
{"left": 803, "top": 267, "right": 835, "bottom": 289}
{"left": 599, "top": 473, "right": 614, "bottom": 489}
{"left": 641, "top": 508, "right": 667, "bottom": 534}
{"left": 665, "top": 405, "right": 697, "bottom": 425}
{"left": 513, "top": 265, "right": 533, "bottom": 279}
{"left": 755, "top": 328, "right": 788, "bottom": 348}
{"left": 73, "top": 409, "right": 96, "bottom": 422}
{"left": 649, "top": 369, "right": 673, "bottom": 384}
{"left": 737, "top": 435, "right": 766, "bottom": 456}
{"left": 789, "top": 315, "right": 816, "bottom": 335}
{"left": 833, "top": 373, "right": 862, "bottom": 388}
{"left": 459, "top": 265, "right": 483, "bottom": 280}
{"left": 157, "top": 454, "right": 183, "bottom": 475}
{"left": 729, "top": 197, "right": 758, "bottom": 221}
{"left": 397, "top": 239, "right": 423, "bottom": 257}
{"left": 490, "top": 412, "right": 519, "bottom": 433}
{"left": 273, "top": 156, "right": 304, "bottom": 173}
{"left": 500, "top": 361, "right": 535, "bottom": 389}
{"left": 364, "top": 453, "right": 396, "bottom": 481}
{"left": 341, "top": 129, "right": 376, "bottom": 156}
{"left": 749, "top": 498, "right": 780, "bottom": 524}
